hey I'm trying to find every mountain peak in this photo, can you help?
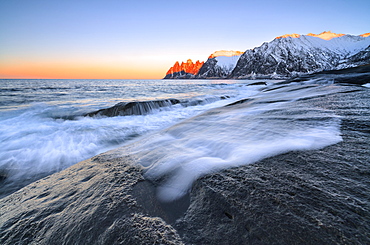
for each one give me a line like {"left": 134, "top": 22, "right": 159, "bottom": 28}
{"left": 276, "top": 31, "right": 347, "bottom": 40}
{"left": 209, "top": 50, "right": 244, "bottom": 59}
{"left": 276, "top": 33, "right": 301, "bottom": 39}
{"left": 307, "top": 31, "right": 345, "bottom": 40}
{"left": 360, "top": 33, "right": 370, "bottom": 37}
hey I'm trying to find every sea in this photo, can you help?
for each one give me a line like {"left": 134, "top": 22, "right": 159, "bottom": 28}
{"left": 0, "top": 78, "right": 367, "bottom": 199}
{"left": 0, "top": 79, "right": 263, "bottom": 197}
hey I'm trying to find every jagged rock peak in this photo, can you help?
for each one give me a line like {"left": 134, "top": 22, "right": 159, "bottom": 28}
{"left": 164, "top": 59, "right": 205, "bottom": 79}
{"left": 165, "top": 59, "right": 204, "bottom": 76}
{"left": 360, "top": 33, "right": 370, "bottom": 37}
{"left": 208, "top": 50, "right": 244, "bottom": 59}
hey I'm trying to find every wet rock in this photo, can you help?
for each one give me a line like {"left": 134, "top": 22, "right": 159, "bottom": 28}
{"left": 0, "top": 149, "right": 184, "bottom": 245}
{"left": 175, "top": 88, "right": 370, "bottom": 244}
{"left": 249, "top": 81, "right": 267, "bottom": 86}
{"left": 85, "top": 99, "right": 180, "bottom": 117}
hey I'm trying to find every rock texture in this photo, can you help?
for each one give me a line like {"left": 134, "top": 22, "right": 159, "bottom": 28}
{"left": 0, "top": 147, "right": 185, "bottom": 245}
{"left": 85, "top": 99, "right": 180, "bottom": 117}
{"left": 174, "top": 79, "right": 370, "bottom": 244}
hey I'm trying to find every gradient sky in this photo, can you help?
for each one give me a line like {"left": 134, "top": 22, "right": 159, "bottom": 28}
{"left": 1, "top": 0, "right": 369, "bottom": 79}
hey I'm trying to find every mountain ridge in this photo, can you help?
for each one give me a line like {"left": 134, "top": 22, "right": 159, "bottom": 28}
{"left": 164, "top": 32, "right": 370, "bottom": 79}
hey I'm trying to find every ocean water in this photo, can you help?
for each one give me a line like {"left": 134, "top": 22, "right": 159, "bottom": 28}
{"left": 0, "top": 78, "right": 345, "bottom": 198}
{"left": 0, "top": 79, "right": 262, "bottom": 196}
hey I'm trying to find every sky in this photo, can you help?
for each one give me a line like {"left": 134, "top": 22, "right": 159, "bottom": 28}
{"left": 0, "top": 0, "right": 369, "bottom": 79}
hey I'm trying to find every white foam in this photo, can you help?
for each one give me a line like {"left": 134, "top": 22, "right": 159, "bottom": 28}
{"left": 132, "top": 85, "right": 343, "bottom": 202}
{"left": 0, "top": 85, "right": 261, "bottom": 181}
{"left": 0, "top": 104, "right": 188, "bottom": 179}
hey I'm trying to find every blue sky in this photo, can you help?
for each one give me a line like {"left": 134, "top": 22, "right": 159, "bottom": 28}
{"left": 0, "top": 0, "right": 369, "bottom": 78}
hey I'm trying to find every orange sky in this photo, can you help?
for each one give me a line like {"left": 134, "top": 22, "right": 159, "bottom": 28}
{"left": 0, "top": 60, "right": 168, "bottom": 79}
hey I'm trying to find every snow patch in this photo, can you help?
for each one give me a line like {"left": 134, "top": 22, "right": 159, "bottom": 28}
{"left": 215, "top": 55, "right": 242, "bottom": 72}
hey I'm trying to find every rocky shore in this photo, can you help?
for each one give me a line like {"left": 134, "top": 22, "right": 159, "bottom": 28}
{"left": 1, "top": 74, "right": 369, "bottom": 244}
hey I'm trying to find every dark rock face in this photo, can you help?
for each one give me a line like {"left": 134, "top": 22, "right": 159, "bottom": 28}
{"left": 85, "top": 99, "right": 180, "bottom": 117}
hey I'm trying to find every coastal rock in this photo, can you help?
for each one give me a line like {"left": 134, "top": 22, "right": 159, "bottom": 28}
{"left": 173, "top": 70, "right": 370, "bottom": 244}
{"left": 85, "top": 99, "right": 180, "bottom": 117}
{"left": 0, "top": 148, "right": 184, "bottom": 245}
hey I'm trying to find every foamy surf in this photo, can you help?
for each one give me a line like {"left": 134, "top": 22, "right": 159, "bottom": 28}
{"left": 132, "top": 83, "right": 344, "bottom": 202}
{"left": 0, "top": 80, "right": 262, "bottom": 193}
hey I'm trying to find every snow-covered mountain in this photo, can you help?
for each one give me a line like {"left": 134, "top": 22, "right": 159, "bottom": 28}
{"left": 231, "top": 31, "right": 370, "bottom": 79}
{"left": 196, "top": 50, "right": 243, "bottom": 78}
{"left": 163, "top": 32, "right": 370, "bottom": 79}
